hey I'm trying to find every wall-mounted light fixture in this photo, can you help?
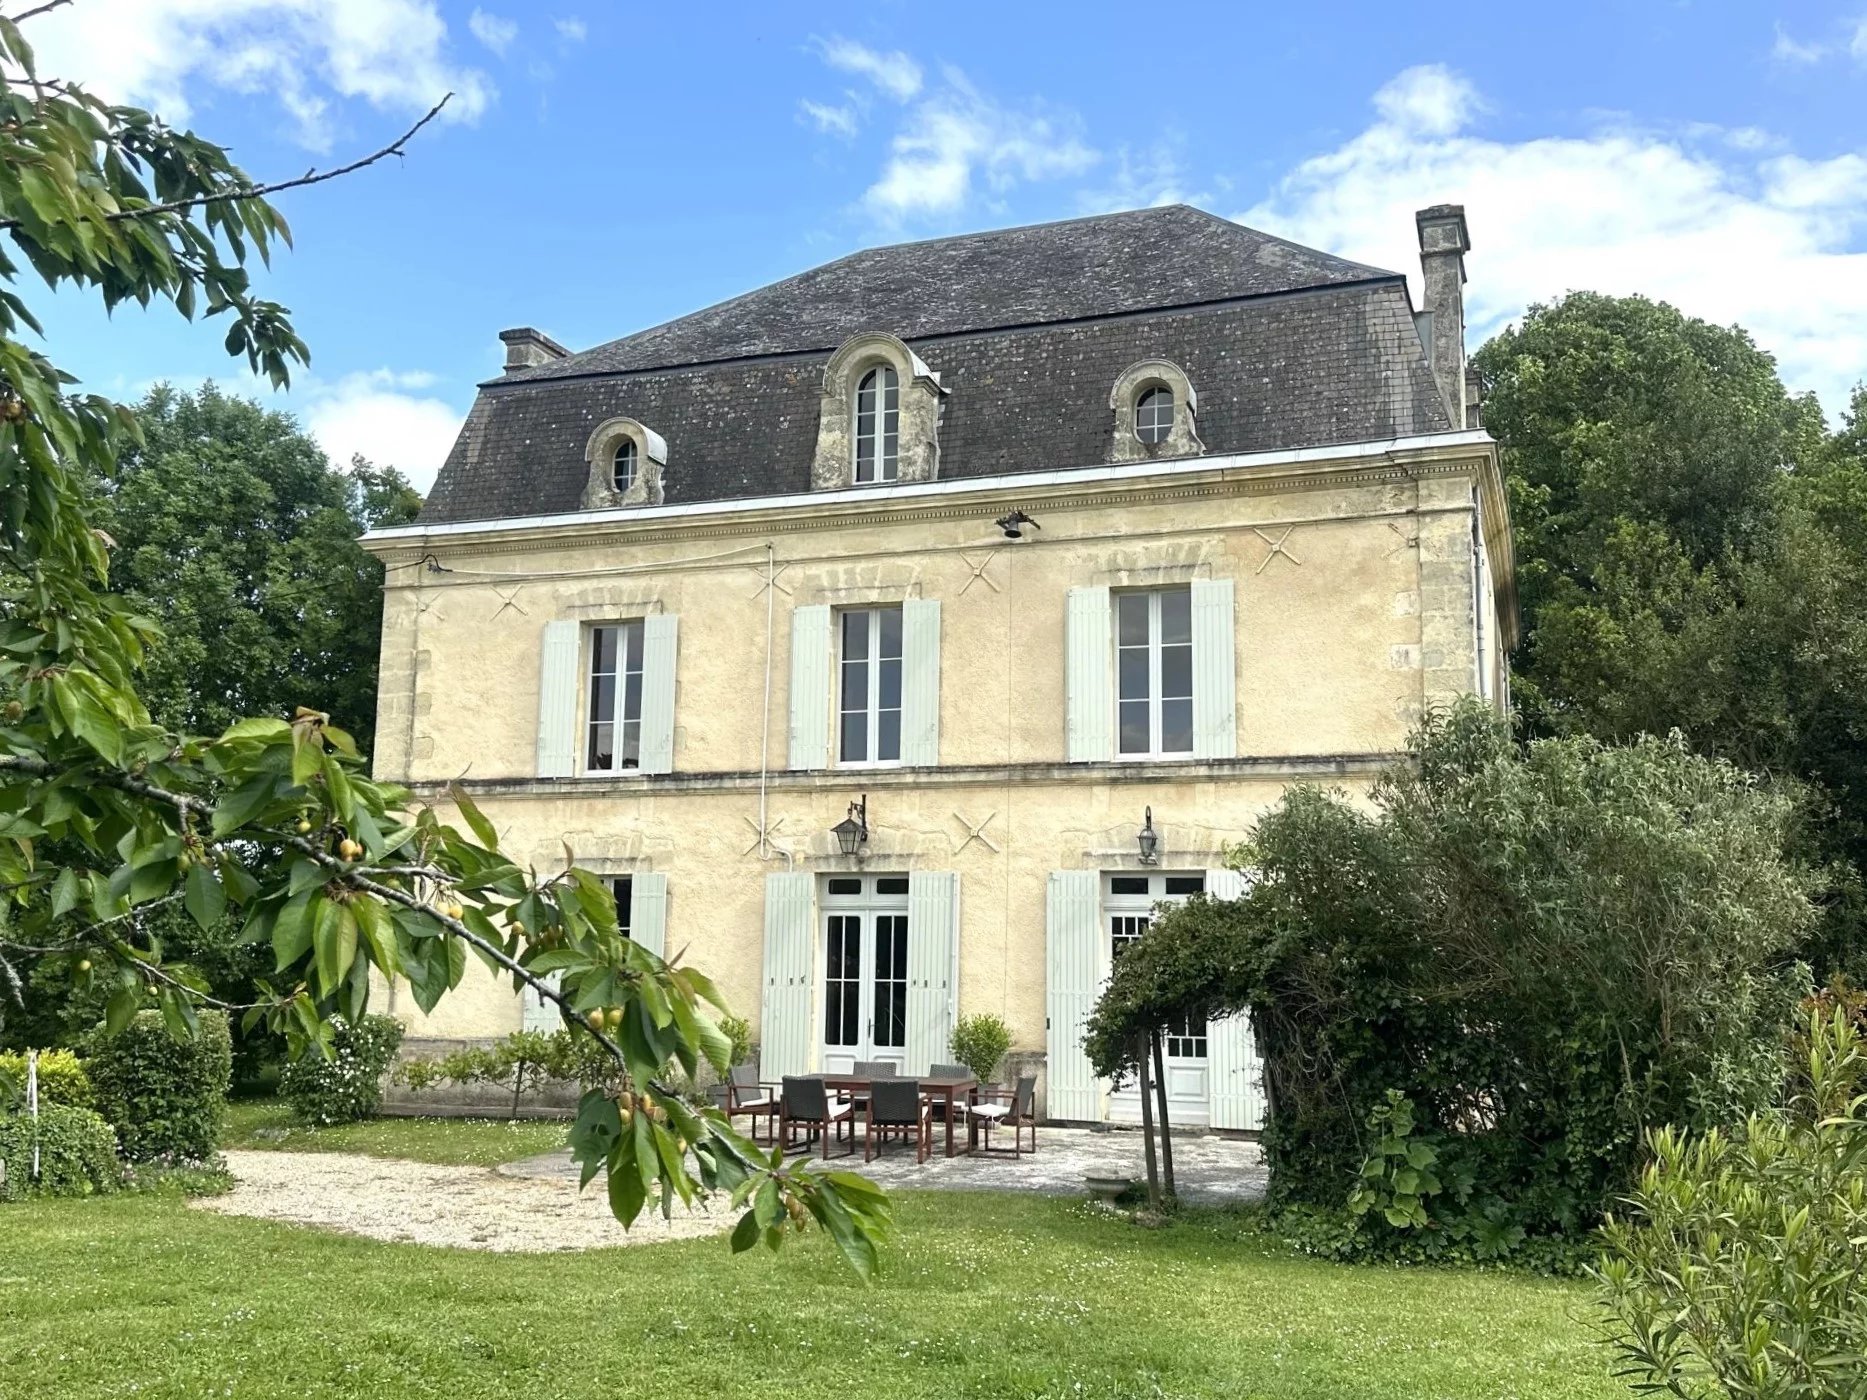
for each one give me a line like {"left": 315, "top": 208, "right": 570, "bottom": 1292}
{"left": 1137, "top": 806, "right": 1160, "bottom": 865}
{"left": 832, "top": 794, "right": 869, "bottom": 857}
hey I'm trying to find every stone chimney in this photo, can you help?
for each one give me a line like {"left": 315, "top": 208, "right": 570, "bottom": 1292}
{"left": 1414, "top": 205, "right": 1471, "bottom": 429}
{"left": 499, "top": 326, "right": 569, "bottom": 371}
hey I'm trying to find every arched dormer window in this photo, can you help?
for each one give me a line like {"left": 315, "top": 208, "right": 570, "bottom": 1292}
{"left": 1135, "top": 385, "right": 1174, "bottom": 445}
{"left": 853, "top": 364, "right": 899, "bottom": 483}
{"left": 813, "top": 332, "right": 946, "bottom": 490}
{"left": 1108, "top": 359, "right": 1205, "bottom": 464}
{"left": 581, "top": 417, "right": 667, "bottom": 509}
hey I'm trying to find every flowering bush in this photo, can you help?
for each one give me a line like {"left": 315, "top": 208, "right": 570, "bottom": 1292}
{"left": 279, "top": 1014, "right": 404, "bottom": 1125}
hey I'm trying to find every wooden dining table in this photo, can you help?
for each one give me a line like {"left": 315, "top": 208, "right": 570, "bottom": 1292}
{"left": 819, "top": 1072, "right": 979, "bottom": 1158}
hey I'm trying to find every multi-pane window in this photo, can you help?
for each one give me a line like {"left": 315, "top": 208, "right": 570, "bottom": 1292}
{"left": 838, "top": 606, "right": 902, "bottom": 764}
{"left": 825, "top": 913, "right": 862, "bottom": 1048}
{"left": 872, "top": 913, "right": 908, "bottom": 1049}
{"left": 853, "top": 365, "right": 899, "bottom": 483}
{"left": 610, "top": 876, "right": 633, "bottom": 940}
{"left": 1135, "top": 386, "right": 1174, "bottom": 445}
{"left": 1116, "top": 588, "right": 1194, "bottom": 757}
{"left": 1108, "top": 872, "right": 1207, "bottom": 1057}
{"left": 611, "top": 438, "right": 637, "bottom": 493}
{"left": 586, "top": 621, "right": 645, "bottom": 772}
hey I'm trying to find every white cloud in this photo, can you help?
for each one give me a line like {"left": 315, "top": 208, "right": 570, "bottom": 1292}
{"left": 554, "top": 17, "right": 587, "bottom": 43}
{"left": 468, "top": 8, "right": 517, "bottom": 56}
{"left": 815, "top": 36, "right": 922, "bottom": 102}
{"left": 799, "top": 99, "right": 859, "bottom": 138}
{"left": 1770, "top": 15, "right": 1867, "bottom": 66}
{"left": 300, "top": 370, "right": 462, "bottom": 490}
{"left": 1243, "top": 65, "right": 1867, "bottom": 419}
{"left": 1078, "top": 140, "right": 1208, "bottom": 215}
{"left": 28, "top": 0, "right": 493, "bottom": 151}
{"left": 1772, "top": 23, "right": 1829, "bottom": 64}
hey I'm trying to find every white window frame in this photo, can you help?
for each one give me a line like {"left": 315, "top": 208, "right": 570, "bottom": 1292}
{"left": 1105, "top": 871, "right": 1208, "bottom": 1055}
{"left": 852, "top": 364, "right": 900, "bottom": 484}
{"left": 1114, "top": 587, "right": 1194, "bottom": 759}
{"left": 1135, "top": 385, "right": 1174, "bottom": 445}
{"left": 585, "top": 620, "right": 646, "bottom": 774}
{"left": 836, "top": 605, "right": 903, "bottom": 768}
{"left": 611, "top": 438, "right": 637, "bottom": 494}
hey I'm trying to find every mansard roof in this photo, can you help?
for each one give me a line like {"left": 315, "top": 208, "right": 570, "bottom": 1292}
{"left": 419, "top": 205, "right": 1450, "bottom": 525}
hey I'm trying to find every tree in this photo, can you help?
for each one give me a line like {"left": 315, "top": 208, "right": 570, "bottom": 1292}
{"left": 0, "top": 15, "right": 888, "bottom": 1272}
{"left": 1475, "top": 294, "right": 1867, "bottom": 979}
{"left": 94, "top": 383, "right": 418, "bottom": 748}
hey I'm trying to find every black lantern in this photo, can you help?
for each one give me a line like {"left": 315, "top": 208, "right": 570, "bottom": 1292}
{"left": 832, "top": 795, "right": 869, "bottom": 856}
{"left": 1137, "top": 806, "right": 1160, "bottom": 865}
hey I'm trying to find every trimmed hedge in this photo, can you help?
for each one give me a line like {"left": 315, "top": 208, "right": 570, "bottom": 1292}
{"left": 279, "top": 1014, "right": 403, "bottom": 1125}
{"left": 0, "top": 1049, "right": 93, "bottom": 1109}
{"left": 86, "top": 1011, "right": 232, "bottom": 1162}
{"left": 0, "top": 1104, "right": 121, "bottom": 1201}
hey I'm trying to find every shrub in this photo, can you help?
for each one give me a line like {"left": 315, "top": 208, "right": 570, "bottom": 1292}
{"left": 1597, "top": 1006, "right": 1867, "bottom": 1396}
{"left": 949, "top": 1013, "right": 1012, "bottom": 1083}
{"left": 87, "top": 1010, "right": 232, "bottom": 1162}
{"left": 718, "top": 1014, "right": 752, "bottom": 1067}
{"left": 279, "top": 1014, "right": 403, "bottom": 1125}
{"left": 0, "top": 1049, "right": 92, "bottom": 1109}
{"left": 0, "top": 1104, "right": 121, "bottom": 1200}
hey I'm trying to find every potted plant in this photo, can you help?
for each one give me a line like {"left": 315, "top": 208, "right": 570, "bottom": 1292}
{"left": 707, "top": 1015, "right": 753, "bottom": 1111}
{"left": 949, "top": 1012, "right": 1013, "bottom": 1092}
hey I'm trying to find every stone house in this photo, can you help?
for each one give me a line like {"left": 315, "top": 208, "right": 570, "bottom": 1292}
{"left": 361, "top": 203, "right": 1513, "bottom": 1128}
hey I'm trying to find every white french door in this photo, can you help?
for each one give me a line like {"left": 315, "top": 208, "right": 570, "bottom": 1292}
{"left": 1105, "top": 871, "right": 1210, "bottom": 1127}
{"left": 818, "top": 874, "right": 911, "bottom": 1076}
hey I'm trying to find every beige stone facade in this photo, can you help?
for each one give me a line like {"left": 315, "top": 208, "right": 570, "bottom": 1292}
{"left": 363, "top": 429, "right": 1513, "bottom": 1121}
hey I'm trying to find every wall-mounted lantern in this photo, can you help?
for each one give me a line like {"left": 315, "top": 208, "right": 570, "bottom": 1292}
{"left": 1137, "top": 806, "right": 1160, "bottom": 865}
{"left": 832, "top": 795, "right": 869, "bottom": 857}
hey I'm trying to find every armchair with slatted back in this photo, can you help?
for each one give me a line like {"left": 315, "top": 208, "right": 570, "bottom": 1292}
{"left": 725, "top": 1063, "right": 778, "bottom": 1143}
{"left": 965, "top": 1074, "right": 1038, "bottom": 1157}
{"left": 864, "top": 1078, "right": 932, "bottom": 1163}
{"left": 850, "top": 1059, "right": 892, "bottom": 1117}
{"left": 927, "top": 1062, "right": 970, "bottom": 1124}
{"left": 779, "top": 1076, "right": 854, "bottom": 1158}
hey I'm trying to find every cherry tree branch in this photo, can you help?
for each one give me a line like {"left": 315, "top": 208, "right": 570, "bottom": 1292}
{"left": 9, "top": 1, "right": 74, "bottom": 23}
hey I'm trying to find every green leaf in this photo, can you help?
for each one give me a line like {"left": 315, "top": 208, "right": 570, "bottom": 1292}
{"left": 730, "top": 1210, "right": 760, "bottom": 1253}
{"left": 449, "top": 783, "right": 498, "bottom": 849}
{"left": 49, "top": 865, "right": 80, "bottom": 917}
{"left": 212, "top": 774, "right": 277, "bottom": 837}
{"left": 271, "top": 888, "right": 314, "bottom": 970}
{"left": 183, "top": 860, "right": 226, "bottom": 930}
{"left": 311, "top": 897, "right": 358, "bottom": 994}
{"left": 104, "top": 985, "right": 140, "bottom": 1036}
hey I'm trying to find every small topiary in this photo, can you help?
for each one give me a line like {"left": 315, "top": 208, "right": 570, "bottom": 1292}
{"left": 949, "top": 1012, "right": 1013, "bottom": 1085}
{"left": 0, "top": 1104, "right": 122, "bottom": 1201}
{"left": 86, "top": 1010, "right": 232, "bottom": 1162}
{"left": 279, "top": 1014, "right": 404, "bottom": 1125}
{"left": 0, "top": 1049, "right": 93, "bottom": 1110}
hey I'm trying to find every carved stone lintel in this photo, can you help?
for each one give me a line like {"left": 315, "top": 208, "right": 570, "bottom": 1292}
{"left": 582, "top": 417, "right": 667, "bottom": 509}
{"left": 1108, "top": 358, "right": 1205, "bottom": 464}
{"left": 811, "top": 331, "right": 945, "bottom": 490}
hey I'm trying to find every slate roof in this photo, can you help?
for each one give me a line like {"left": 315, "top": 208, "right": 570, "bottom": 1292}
{"left": 419, "top": 206, "right": 1450, "bottom": 525}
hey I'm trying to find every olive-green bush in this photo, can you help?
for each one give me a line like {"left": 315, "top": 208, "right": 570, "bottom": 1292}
{"left": 0, "top": 1049, "right": 92, "bottom": 1109}
{"left": 0, "top": 1104, "right": 121, "bottom": 1200}
{"left": 86, "top": 1010, "right": 232, "bottom": 1161}
{"left": 279, "top": 1014, "right": 403, "bottom": 1124}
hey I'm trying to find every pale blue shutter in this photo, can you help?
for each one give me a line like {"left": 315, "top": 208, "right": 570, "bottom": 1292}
{"left": 899, "top": 598, "right": 942, "bottom": 767}
{"left": 630, "top": 872, "right": 668, "bottom": 959}
{"left": 905, "top": 871, "right": 958, "bottom": 1074}
{"left": 536, "top": 620, "right": 580, "bottom": 777}
{"left": 1065, "top": 586, "right": 1113, "bottom": 762}
{"left": 521, "top": 975, "right": 561, "bottom": 1032}
{"left": 760, "top": 872, "right": 815, "bottom": 1080}
{"left": 1045, "top": 870, "right": 1102, "bottom": 1120}
{"left": 1191, "top": 578, "right": 1237, "bottom": 759}
{"left": 788, "top": 605, "right": 831, "bottom": 771}
{"left": 638, "top": 614, "right": 679, "bottom": 775}
{"left": 1204, "top": 866, "right": 1263, "bottom": 1129}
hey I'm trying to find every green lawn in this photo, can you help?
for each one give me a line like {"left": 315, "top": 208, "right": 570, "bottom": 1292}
{"left": 221, "top": 1099, "right": 571, "bottom": 1166}
{"left": 2, "top": 1186, "right": 1621, "bottom": 1399}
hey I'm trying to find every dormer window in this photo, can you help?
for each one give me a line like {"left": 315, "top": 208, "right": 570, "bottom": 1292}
{"left": 611, "top": 438, "right": 638, "bottom": 494}
{"left": 854, "top": 365, "right": 900, "bottom": 483}
{"left": 1135, "top": 386, "right": 1174, "bottom": 445}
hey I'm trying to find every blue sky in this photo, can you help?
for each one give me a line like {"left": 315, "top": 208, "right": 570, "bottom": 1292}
{"left": 28, "top": 0, "right": 1867, "bottom": 489}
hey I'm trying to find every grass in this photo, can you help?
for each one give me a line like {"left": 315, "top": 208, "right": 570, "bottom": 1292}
{"left": 221, "top": 1098, "right": 571, "bottom": 1166}
{"left": 1, "top": 1186, "right": 1622, "bottom": 1399}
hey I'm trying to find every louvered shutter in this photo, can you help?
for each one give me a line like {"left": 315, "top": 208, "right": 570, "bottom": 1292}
{"left": 1065, "top": 586, "right": 1113, "bottom": 762}
{"left": 1045, "top": 870, "right": 1102, "bottom": 1120}
{"left": 629, "top": 872, "right": 668, "bottom": 959}
{"left": 521, "top": 975, "right": 562, "bottom": 1032}
{"left": 536, "top": 619, "right": 580, "bottom": 777}
{"left": 1191, "top": 578, "right": 1238, "bottom": 760}
{"left": 899, "top": 598, "right": 942, "bottom": 767}
{"left": 1204, "top": 865, "right": 1263, "bottom": 1129}
{"left": 905, "top": 871, "right": 958, "bottom": 1074}
{"left": 637, "top": 614, "right": 679, "bottom": 775}
{"left": 788, "top": 605, "right": 831, "bottom": 771}
{"left": 760, "top": 872, "right": 814, "bottom": 1080}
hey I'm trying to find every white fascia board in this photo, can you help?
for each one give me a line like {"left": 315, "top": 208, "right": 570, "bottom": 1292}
{"left": 362, "top": 429, "right": 1496, "bottom": 548}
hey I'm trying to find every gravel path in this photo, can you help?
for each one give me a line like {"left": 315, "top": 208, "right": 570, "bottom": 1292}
{"left": 194, "top": 1150, "right": 731, "bottom": 1252}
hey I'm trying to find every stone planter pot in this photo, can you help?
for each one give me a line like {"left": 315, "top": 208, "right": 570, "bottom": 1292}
{"left": 1084, "top": 1174, "right": 1135, "bottom": 1205}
